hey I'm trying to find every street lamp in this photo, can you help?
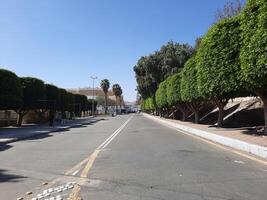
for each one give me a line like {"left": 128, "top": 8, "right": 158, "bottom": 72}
{"left": 90, "top": 76, "right": 98, "bottom": 116}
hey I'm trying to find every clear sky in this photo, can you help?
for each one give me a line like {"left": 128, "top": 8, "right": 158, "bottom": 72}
{"left": 0, "top": 0, "right": 240, "bottom": 102}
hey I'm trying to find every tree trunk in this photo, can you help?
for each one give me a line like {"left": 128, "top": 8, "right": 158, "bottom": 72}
{"left": 188, "top": 102, "right": 201, "bottom": 124}
{"left": 115, "top": 96, "right": 118, "bottom": 113}
{"left": 261, "top": 97, "right": 267, "bottom": 134}
{"left": 178, "top": 104, "right": 187, "bottom": 121}
{"left": 17, "top": 112, "right": 24, "bottom": 127}
{"left": 181, "top": 111, "right": 186, "bottom": 121}
{"left": 104, "top": 93, "right": 108, "bottom": 114}
{"left": 194, "top": 111, "right": 199, "bottom": 124}
{"left": 172, "top": 107, "right": 175, "bottom": 119}
{"left": 217, "top": 106, "right": 224, "bottom": 127}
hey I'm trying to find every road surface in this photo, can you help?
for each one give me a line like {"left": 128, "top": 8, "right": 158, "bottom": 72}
{"left": 0, "top": 114, "right": 267, "bottom": 200}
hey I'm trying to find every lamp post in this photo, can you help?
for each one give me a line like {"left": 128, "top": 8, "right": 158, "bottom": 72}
{"left": 90, "top": 76, "right": 97, "bottom": 116}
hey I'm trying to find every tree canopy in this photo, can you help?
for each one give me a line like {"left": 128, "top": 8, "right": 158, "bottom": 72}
{"left": 155, "top": 80, "right": 168, "bottom": 109}
{"left": 100, "top": 79, "right": 110, "bottom": 94}
{"left": 112, "top": 84, "right": 122, "bottom": 97}
{"left": 19, "top": 77, "right": 46, "bottom": 110}
{"left": 240, "top": 0, "right": 267, "bottom": 96}
{"left": 196, "top": 16, "right": 243, "bottom": 101}
{"left": 180, "top": 57, "right": 201, "bottom": 103}
{"left": 0, "top": 69, "right": 22, "bottom": 110}
{"left": 134, "top": 41, "right": 194, "bottom": 99}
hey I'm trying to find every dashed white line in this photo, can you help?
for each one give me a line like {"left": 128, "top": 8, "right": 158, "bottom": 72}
{"left": 71, "top": 169, "right": 80, "bottom": 176}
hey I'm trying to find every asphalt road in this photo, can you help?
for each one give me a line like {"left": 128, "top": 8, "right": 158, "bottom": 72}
{"left": 1, "top": 114, "right": 267, "bottom": 200}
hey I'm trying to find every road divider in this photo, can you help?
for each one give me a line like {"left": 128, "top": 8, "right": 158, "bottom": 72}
{"left": 66, "top": 116, "right": 133, "bottom": 199}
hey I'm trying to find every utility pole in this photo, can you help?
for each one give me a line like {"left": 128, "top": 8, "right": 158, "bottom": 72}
{"left": 90, "top": 76, "right": 98, "bottom": 116}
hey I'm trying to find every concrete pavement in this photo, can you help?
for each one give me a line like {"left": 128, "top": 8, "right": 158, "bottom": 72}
{"left": 143, "top": 113, "right": 267, "bottom": 160}
{"left": 0, "top": 115, "right": 128, "bottom": 199}
{"left": 0, "top": 114, "right": 267, "bottom": 200}
{"left": 81, "top": 114, "right": 267, "bottom": 200}
{"left": 0, "top": 117, "right": 94, "bottom": 144}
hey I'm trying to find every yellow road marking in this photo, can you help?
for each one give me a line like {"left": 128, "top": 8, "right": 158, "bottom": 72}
{"left": 67, "top": 149, "right": 101, "bottom": 199}
{"left": 64, "top": 157, "right": 90, "bottom": 175}
{"left": 67, "top": 117, "right": 132, "bottom": 199}
{"left": 23, "top": 117, "right": 132, "bottom": 200}
{"left": 80, "top": 149, "right": 100, "bottom": 178}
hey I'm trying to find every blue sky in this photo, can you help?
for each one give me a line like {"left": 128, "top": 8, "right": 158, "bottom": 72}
{"left": 0, "top": 0, "right": 241, "bottom": 101}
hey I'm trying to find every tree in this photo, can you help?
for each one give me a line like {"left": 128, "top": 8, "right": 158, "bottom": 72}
{"left": 74, "top": 94, "right": 88, "bottom": 116}
{"left": 166, "top": 72, "right": 187, "bottom": 120}
{"left": 100, "top": 79, "right": 110, "bottom": 114}
{"left": 112, "top": 84, "right": 122, "bottom": 112}
{"left": 160, "top": 41, "right": 195, "bottom": 79}
{"left": 58, "top": 88, "right": 68, "bottom": 113}
{"left": 155, "top": 80, "right": 168, "bottom": 116}
{"left": 215, "top": 0, "right": 243, "bottom": 21}
{"left": 134, "top": 41, "right": 194, "bottom": 99}
{"left": 240, "top": 0, "right": 267, "bottom": 131}
{"left": 196, "top": 16, "right": 243, "bottom": 127}
{"left": 45, "top": 84, "right": 59, "bottom": 125}
{"left": 181, "top": 57, "right": 202, "bottom": 123}
{"left": 16, "top": 77, "right": 46, "bottom": 126}
{"left": 88, "top": 99, "right": 97, "bottom": 112}
{"left": 96, "top": 96, "right": 116, "bottom": 107}
{"left": 134, "top": 54, "right": 161, "bottom": 99}
{"left": 141, "top": 97, "right": 156, "bottom": 113}
{"left": 0, "top": 69, "right": 22, "bottom": 110}
{"left": 67, "top": 92, "right": 75, "bottom": 114}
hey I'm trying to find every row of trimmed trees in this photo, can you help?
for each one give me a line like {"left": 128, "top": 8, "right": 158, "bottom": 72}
{"left": 139, "top": 0, "right": 267, "bottom": 129}
{"left": 0, "top": 68, "right": 96, "bottom": 126}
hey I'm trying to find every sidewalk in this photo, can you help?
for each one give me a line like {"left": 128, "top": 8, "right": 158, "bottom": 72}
{"left": 0, "top": 116, "right": 94, "bottom": 144}
{"left": 143, "top": 113, "right": 267, "bottom": 159}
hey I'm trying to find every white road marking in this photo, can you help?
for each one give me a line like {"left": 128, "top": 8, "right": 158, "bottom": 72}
{"left": 97, "top": 117, "right": 132, "bottom": 150}
{"left": 71, "top": 169, "right": 80, "bottom": 176}
{"left": 234, "top": 160, "right": 245, "bottom": 164}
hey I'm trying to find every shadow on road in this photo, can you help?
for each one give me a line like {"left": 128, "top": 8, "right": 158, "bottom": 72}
{"left": 0, "top": 143, "right": 12, "bottom": 151}
{"left": 0, "top": 169, "right": 26, "bottom": 183}
{"left": 0, "top": 118, "right": 108, "bottom": 152}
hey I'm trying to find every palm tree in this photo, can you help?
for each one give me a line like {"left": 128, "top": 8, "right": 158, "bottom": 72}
{"left": 112, "top": 84, "right": 122, "bottom": 113}
{"left": 100, "top": 79, "right": 110, "bottom": 114}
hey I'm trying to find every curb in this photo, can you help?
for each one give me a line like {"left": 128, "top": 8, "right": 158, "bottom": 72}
{"left": 143, "top": 113, "right": 267, "bottom": 160}
{"left": 0, "top": 118, "right": 95, "bottom": 145}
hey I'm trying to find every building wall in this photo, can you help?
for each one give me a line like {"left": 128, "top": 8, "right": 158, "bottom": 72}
{"left": 67, "top": 87, "right": 117, "bottom": 100}
{"left": 0, "top": 110, "right": 18, "bottom": 126}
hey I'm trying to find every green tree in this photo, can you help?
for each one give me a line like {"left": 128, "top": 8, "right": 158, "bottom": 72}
{"left": 67, "top": 92, "right": 75, "bottom": 113}
{"left": 88, "top": 99, "right": 97, "bottom": 112}
{"left": 134, "top": 41, "right": 194, "bottom": 99}
{"left": 58, "top": 88, "right": 68, "bottom": 113}
{"left": 181, "top": 58, "right": 202, "bottom": 123}
{"left": 100, "top": 79, "right": 110, "bottom": 114}
{"left": 134, "top": 54, "right": 161, "bottom": 99}
{"left": 96, "top": 96, "right": 116, "bottom": 107}
{"left": 74, "top": 94, "right": 88, "bottom": 116}
{"left": 240, "top": 0, "right": 267, "bottom": 131}
{"left": 45, "top": 84, "right": 59, "bottom": 109}
{"left": 45, "top": 84, "right": 59, "bottom": 125}
{"left": 196, "top": 16, "right": 243, "bottom": 127}
{"left": 112, "top": 84, "right": 122, "bottom": 112}
{"left": 142, "top": 97, "right": 156, "bottom": 113}
{"left": 155, "top": 80, "right": 168, "bottom": 116}
{"left": 16, "top": 77, "right": 46, "bottom": 126}
{"left": 0, "top": 69, "right": 22, "bottom": 110}
{"left": 166, "top": 72, "right": 187, "bottom": 120}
